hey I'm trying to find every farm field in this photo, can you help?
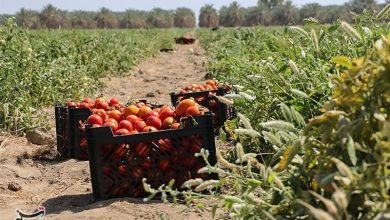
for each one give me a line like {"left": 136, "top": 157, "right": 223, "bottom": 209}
{"left": 0, "top": 9, "right": 390, "bottom": 220}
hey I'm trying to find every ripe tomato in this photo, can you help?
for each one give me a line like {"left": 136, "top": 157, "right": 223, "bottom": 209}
{"left": 123, "top": 105, "right": 139, "bottom": 116}
{"left": 158, "top": 159, "right": 171, "bottom": 171}
{"left": 111, "top": 104, "right": 122, "bottom": 110}
{"left": 131, "top": 167, "right": 143, "bottom": 179}
{"left": 79, "top": 102, "right": 91, "bottom": 109}
{"left": 157, "top": 139, "right": 174, "bottom": 152}
{"left": 87, "top": 114, "right": 103, "bottom": 126}
{"left": 146, "top": 116, "right": 162, "bottom": 130}
{"left": 171, "top": 122, "right": 180, "bottom": 129}
{"left": 185, "top": 106, "right": 201, "bottom": 116}
{"left": 118, "top": 120, "right": 133, "bottom": 131}
{"left": 205, "top": 79, "right": 217, "bottom": 87}
{"left": 136, "top": 143, "right": 150, "bottom": 157}
{"left": 135, "top": 102, "right": 146, "bottom": 108}
{"left": 183, "top": 156, "right": 197, "bottom": 168}
{"left": 134, "top": 120, "right": 146, "bottom": 132}
{"left": 117, "top": 164, "right": 127, "bottom": 176}
{"left": 82, "top": 97, "right": 94, "bottom": 104}
{"left": 175, "top": 99, "right": 196, "bottom": 117}
{"left": 105, "top": 118, "right": 118, "bottom": 126}
{"left": 159, "top": 107, "right": 175, "bottom": 121}
{"left": 80, "top": 137, "right": 88, "bottom": 148}
{"left": 125, "top": 115, "right": 139, "bottom": 125}
{"left": 67, "top": 100, "right": 76, "bottom": 107}
{"left": 95, "top": 97, "right": 106, "bottom": 105}
{"left": 108, "top": 110, "right": 123, "bottom": 122}
{"left": 162, "top": 117, "right": 174, "bottom": 129}
{"left": 95, "top": 109, "right": 108, "bottom": 121}
{"left": 129, "top": 130, "right": 139, "bottom": 134}
{"left": 115, "top": 128, "right": 130, "bottom": 136}
{"left": 103, "top": 121, "right": 118, "bottom": 132}
{"left": 142, "top": 126, "right": 158, "bottom": 132}
{"left": 109, "top": 98, "right": 120, "bottom": 107}
{"left": 112, "top": 144, "right": 127, "bottom": 160}
{"left": 146, "top": 110, "right": 160, "bottom": 119}
{"left": 95, "top": 101, "right": 109, "bottom": 111}
{"left": 138, "top": 106, "right": 152, "bottom": 120}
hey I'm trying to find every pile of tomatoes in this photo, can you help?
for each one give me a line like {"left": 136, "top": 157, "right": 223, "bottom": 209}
{"left": 178, "top": 79, "right": 219, "bottom": 94}
{"left": 67, "top": 96, "right": 205, "bottom": 136}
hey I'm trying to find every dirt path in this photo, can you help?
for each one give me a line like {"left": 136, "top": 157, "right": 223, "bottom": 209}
{"left": 0, "top": 38, "right": 215, "bottom": 219}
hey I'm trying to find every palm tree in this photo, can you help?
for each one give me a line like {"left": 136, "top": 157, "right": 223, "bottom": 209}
{"left": 147, "top": 8, "right": 174, "bottom": 28}
{"left": 226, "top": 1, "right": 244, "bottom": 27}
{"left": 95, "top": 8, "right": 119, "bottom": 29}
{"left": 120, "top": 10, "right": 147, "bottom": 28}
{"left": 39, "top": 4, "right": 68, "bottom": 28}
{"left": 16, "top": 8, "right": 41, "bottom": 28}
{"left": 174, "top": 7, "right": 196, "bottom": 28}
{"left": 199, "top": 4, "right": 219, "bottom": 27}
{"left": 70, "top": 11, "right": 97, "bottom": 29}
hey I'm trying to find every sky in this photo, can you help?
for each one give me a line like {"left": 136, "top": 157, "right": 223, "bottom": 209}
{"left": 0, "top": 0, "right": 386, "bottom": 16}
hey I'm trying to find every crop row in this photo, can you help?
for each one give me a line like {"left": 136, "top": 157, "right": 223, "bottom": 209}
{"left": 0, "top": 18, "right": 185, "bottom": 133}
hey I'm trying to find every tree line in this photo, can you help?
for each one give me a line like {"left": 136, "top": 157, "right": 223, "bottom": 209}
{"left": 0, "top": 0, "right": 384, "bottom": 29}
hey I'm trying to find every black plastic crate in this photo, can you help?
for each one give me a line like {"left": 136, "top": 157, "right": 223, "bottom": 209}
{"left": 55, "top": 105, "right": 91, "bottom": 160}
{"left": 55, "top": 100, "right": 163, "bottom": 161}
{"left": 86, "top": 113, "right": 217, "bottom": 201}
{"left": 170, "top": 88, "right": 235, "bottom": 133}
{"left": 55, "top": 106, "right": 70, "bottom": 158}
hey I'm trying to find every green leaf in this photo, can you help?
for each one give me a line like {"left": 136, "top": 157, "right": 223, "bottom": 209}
{"left": 219, "top": 127, "right": 227, "bottom": 141}
{"left": 332, "top": 56, "right": 352, "bottom": 68}
{"left": 347, "top": 135, "right": 357, "bottom": 166}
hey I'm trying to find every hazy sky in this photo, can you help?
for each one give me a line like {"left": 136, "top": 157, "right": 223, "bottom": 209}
{"left": 0, "top": 0, "right": 385, "bottom": 15}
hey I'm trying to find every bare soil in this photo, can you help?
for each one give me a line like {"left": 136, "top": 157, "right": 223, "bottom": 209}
{"left": 0, "top": 38, "right": 216, "bottom": 219}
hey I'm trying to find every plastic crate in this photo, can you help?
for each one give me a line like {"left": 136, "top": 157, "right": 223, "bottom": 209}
{"left": 86, "top": 113, "right": 217, "bottom": 200}
{"left": 55, "top": 106, "right": 91, "bottom": 160}
{"left": 55, "top": 100, "right": 163, "bottom": 160}
{"left": 170, "top": 88, "right": 235, "bottom": 134}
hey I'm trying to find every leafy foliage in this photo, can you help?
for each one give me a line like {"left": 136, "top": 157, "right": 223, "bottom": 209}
{"left": 0, "top": 18, "right": 184, "bottom": 133}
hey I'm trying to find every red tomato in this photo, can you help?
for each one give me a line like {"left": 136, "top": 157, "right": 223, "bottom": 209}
{"left": 146, "top": 116, "right": 162, "bottom": 130}
{"left": 129, "top": 130, "right": 139, "bottom": 135}
{"left": 112, "top": 144, "right": 127, "bottom": 160}
{"left": 125, "top": 115, "right": 140, "bottom": 125}
{"left": 131, "top": 167, "right": 143, "bottom": 179}
{"left": 95, "top": 109, "right": 108, "bottom": 121}
{"left": 159, "top": 159, "right": 170, "bottom": 171}
{"left": 137, "top": 106, "right": 152, "bottom": 120}
{"left": 142, "top": 126, "right": 158, "bottom": 132}
{"left": 109, "top": 98, "right": 120, "bottom": 106}
{"left": 146, "top": 110, "right": 160, "bottom": 119}
{"left": 136, "top": 143, "right": 150, "bottom": 157}
{"left": 79, "top": 102, "right": 91, "bottom": 109}
{"left": 103, "top": 121, "right": 118, "bottom": 132}
{"left": 162, "top": 117, "right": 175, "bottom": 129}
{"left": 134, "top": 120, "right": 147, "bottom": 132}
{"left": 117, "top": 164, "right": 127, "bottom": 176}
{"left": 175, "top": 99, "right": 196, "bottom": 117}
{"left": 157, "top": 139, "right": 174, "bottom": 152}
{"left": 87, "top": 114, "right": 103, "bottom": 126}
{"left": 171, "top": 122, "right": 180, "bottom": 129}
{"left": 108, "top": 110, "right": 123, "bottom": 122}
{"left": 67, "top": 100, "right": 76, "bottom": 107}
{"left": 82, "top": 97, "right": 94, "bottom": 104}
{"left": 95, "top": 101, "right": 109, "bottom": 111}
{"left": 111, "top": 103, "right": 122, "bottom": 110}
{"left": 105, "top": 118, "right": 118, "bottom": 126}
{"left": 118, "top": 120, "right": 133, "bottom": 131}
{"left": 115, "top": 128, "right": 130, "bottom": 136}
{"left": 185, "top": 106, "right": 201, "bottom": 116}
{"left": 159, "top": 108, "right": 175, "bottom": 121}
{"left": 123, "top": 105, "right": 139, "bottom": 116}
